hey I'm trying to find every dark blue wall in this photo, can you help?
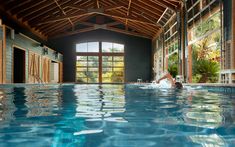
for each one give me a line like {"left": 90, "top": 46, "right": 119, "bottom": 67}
{"left": 223, "top": 0, "right": 232, "bottom": 41}
{"left": 49, "top": 29, "right": 152, "bottom": 83}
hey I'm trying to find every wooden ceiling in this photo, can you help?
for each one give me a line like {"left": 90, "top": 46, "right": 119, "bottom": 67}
{"left": 0, "top": 0, "right": 183, "bottom": 40}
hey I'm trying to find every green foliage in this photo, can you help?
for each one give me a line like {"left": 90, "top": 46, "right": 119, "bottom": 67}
{"left": 168, "top": 53, "right": 178, "bottom": 78}
{"left": 191, "top": 12, "right": 221, "bottom": 83}
{"left": 192, "top": 56, "right": 220, "bottom": 83}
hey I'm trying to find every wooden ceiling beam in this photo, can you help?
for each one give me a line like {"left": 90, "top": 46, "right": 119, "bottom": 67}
{"left": 46, "top": 14, "right": 95, "bottom": 36}
{"left": 53, "top": 0, "right": 73, "bottom": 27}
{"left": 117, "top": 0, "right": 160, "bottom": 23}
{"left": 150, "top": 0, "right": 178, "bottom": 11}
{"left": 50, "top": 25, "right": 152, "bottom": 39}
{"left": 0, "top": 5, "right": 47, "bottom": 40}
{"left": 105, "top": 26, "right": 152, "bottom": 39}
{"left": 50, "top": 27, "right": 97, "bottom": 38}
{"left": 114, "top": 17, "right": 156, "bottom": 37}
{"left": 28, "top": 0, "right": 91, "bottom": 26}
{"left": 35, "top": 9, "right": 161, "bottom": 27}
{"left": 39, "top": 12, "right": 89, "bottom": 33}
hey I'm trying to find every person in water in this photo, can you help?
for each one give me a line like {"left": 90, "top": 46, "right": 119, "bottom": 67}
{"left": 156, "top": 72, "right": 183, "bottom": 89}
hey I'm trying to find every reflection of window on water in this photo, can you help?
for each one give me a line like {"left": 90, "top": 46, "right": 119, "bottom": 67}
{"left": 189, "top": 134, "right": 225, "bottom": 146}
{"left": 74, "top": 85, "right": 126, "bottom": 120}
{"left": 76, "top": 42, "right": 125, "bottom": 83}
{"left": 0, "top": 89, "right": 16, "bottom": 122}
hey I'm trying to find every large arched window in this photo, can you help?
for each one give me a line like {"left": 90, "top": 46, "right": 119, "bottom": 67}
{"left": 76, "top": 42, "right": 124, "bottom": 83}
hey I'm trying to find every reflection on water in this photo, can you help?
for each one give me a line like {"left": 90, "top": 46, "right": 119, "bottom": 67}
{"left": 189, "top": 134, "right": 226, "bottom": 147}
{"left": 0, "top": 84, "right": 234, "bottom": 146}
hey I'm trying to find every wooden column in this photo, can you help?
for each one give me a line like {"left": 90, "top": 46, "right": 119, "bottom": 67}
{"left": 178, "top": 6, "right": 187, "bottom": 80}
{"left": 59, "top": 62, "right": 63, "bottom": 83}
{"left": 165, "top": 48, "right": 168, "bottom": 70}
{"left": 232, "top": 0, "right": 235, "bottom": 69}
{"left": 187, "top": 45, "right": 192, "bottom": 83}
{"left": 187, "top": 29, "right": 193, "bottom": 83}
{"left": 2, "top": 25, "right": 6, "bottom": 83}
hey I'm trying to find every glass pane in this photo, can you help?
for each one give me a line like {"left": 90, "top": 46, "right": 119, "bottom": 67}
{"left": 113, "top": 56, "right": 124, "bottom": 61}
{"left": 77, "top": 61, "right": 87, "bottom": 66}
{"left": 102, "top": 42, "right": 113, "bottom": 52}
{"left": 88, "top": 61, "right": 99, "bottom": 67}
{"left": 77, "top": 56, "right": 87, "bottom": 61}
{"left": 87, "top": 71, "right": 98, "bottom": 83}
{"left": 113, "top": 62, "right": 124, "bottom": 67}
{"left": 88, "top": 42, "right": 99, "bottom": 52}
{"left": 113, "top": 68, "right": 124, "bottom": 72}
{"left": 76, "top": 72, "right": 86, "bottom": 77}
{"left": 88, "top": 56, "right": 98, "bottom": 61}
{"left": 88, "top": 67, "right": 99, "bottom": 72}
{"left": 113, "top": 43, "right": 124, "bottom": 52}
{"left": 77, "top": 67, "right": 87, "bottom": 71}
{"left": 102, "top": 72, "right": 113, "bottom": 78}
{"left": 102, "top": 62, "right": 113, "bottom": 67}
{"left": 102, "top": 77, "right": 112, "bottom": 83}
{"left": 76, "top": 43, "right": 87, "bottom": 52}
{"left": 102, "top": 68, "right": 112, "bottom": 72}
{"left": 88, "top": 78, "right": 98, "bottom": 83}
{"left": 102, "top": 56, "right": 112, "bottom": 62}
{"left": 77, "top": 77, "right": 87, "bottom": 83}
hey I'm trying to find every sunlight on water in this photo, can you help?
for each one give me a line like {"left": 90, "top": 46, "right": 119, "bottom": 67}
{"left": 0, "top": 84, "right": 234, "bottom": 146}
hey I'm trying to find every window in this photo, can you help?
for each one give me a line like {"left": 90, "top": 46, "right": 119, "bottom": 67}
{"left": 76, "top": 42, "right": 99, "bottom": 52}
{"left": 102, "top": 42, "right": 124, "bottom": 53}
{"left": 76, "top": 42, "right": 125, "bottom": 83}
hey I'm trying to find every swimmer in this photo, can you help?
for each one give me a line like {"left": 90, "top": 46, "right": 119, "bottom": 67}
{"left": 156, "top": 72, "right": 183, "bottom": 89}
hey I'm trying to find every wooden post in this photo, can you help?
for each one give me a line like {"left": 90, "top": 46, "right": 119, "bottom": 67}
{"left": 0, "top": 40, "right": 2, "bottom": 84}
{"left": 59, "top": 62, "right": 63, "bottom": 83}
{"left": 188, "top": 45, "right": 192, "bottom": 83}
{"left": 165, "top": 48, "right": 168, "bottom": 70}
{"left": 2, "top": 25, "right": 6, "bottom": 83}
{"left": 179, "top": 6, "right": 187, "bottom": 81}
{"left": 232, "top": 0, "right": 235, "bottom": 69}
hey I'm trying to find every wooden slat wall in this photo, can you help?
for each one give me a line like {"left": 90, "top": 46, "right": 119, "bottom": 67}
{"left": 28, "top": 52, "right": 40, "bottom": 83}
{"left": 3, "top": 26, "right": 63, "bottom": 83}
{"left": 42, "top": 57, "right": 51, "bottom": 83}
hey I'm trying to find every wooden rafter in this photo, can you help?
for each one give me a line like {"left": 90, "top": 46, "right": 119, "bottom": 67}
{"left": 53, "top": 0, "right": 73, "bottom": 27}
{"left": 0, "top": 0, "right": 183, "bottom": 40}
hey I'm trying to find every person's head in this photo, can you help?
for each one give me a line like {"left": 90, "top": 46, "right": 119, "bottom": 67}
{"left": 174, "top": 82, "right": 183, "bottom": 89}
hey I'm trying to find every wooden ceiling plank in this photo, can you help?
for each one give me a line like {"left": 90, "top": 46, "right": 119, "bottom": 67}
{"left": 10, "top": 0, "right": 46, "bottom": 15}
{"left": 18, "top": 1, "right": 57, "bottom": 19}
{"left": 6, "top": 0, "right": 31, "bottom": 12}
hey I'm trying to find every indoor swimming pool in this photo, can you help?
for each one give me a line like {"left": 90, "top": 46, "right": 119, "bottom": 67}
{"left": 0, "top": 84, "right": 235, "bottom": 146}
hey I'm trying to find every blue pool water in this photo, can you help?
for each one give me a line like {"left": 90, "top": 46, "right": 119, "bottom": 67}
{"left": 0, "top": 84, "right": 235, "bottom": 147}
